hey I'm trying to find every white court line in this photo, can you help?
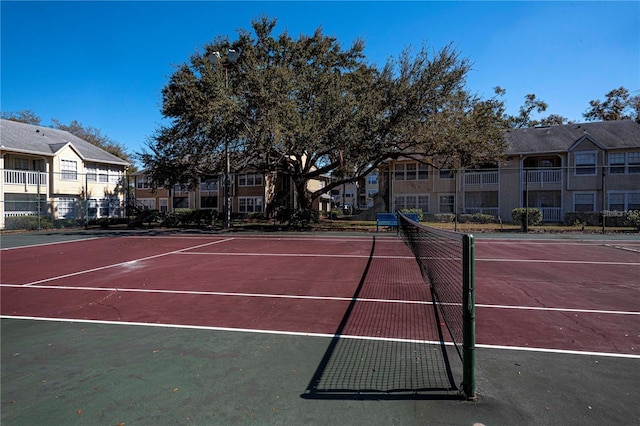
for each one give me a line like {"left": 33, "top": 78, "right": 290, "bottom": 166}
{"left": 475, "top": 303, "right": 640, "bottom": 316}
{"left": 2, "top": 283, "right": 638, "bottom": 316}
{"left": 477, "top": 258, "right": 640, "bottom": 266}
{"left": 21, "top": 238, "right": 235, "bottom": 286}
{"left": 1, "top": 315, "right": 638, "bottom": 359}
{"left": 178, "top": 251, "right": 413, "bottom": 259}
{"left": 0, "top": 283, "right": 432, "bottom": 305}
{"left": 127, "top": 235, "right": 382, "bottom": 243}
{"left": 476, "top": 240, "right": 640, "bottom": 245}
{"left": 1, "top": 237, "right": 104, "bottom": 251}
{"left": 604, "top": 244, "right": 640, "bottom": 253}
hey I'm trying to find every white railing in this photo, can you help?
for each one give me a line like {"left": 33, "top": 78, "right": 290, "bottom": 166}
{"left": 4, "top": 211, "right": 39, "bottom": 217}
{"left": 524, "top": 169, "right": 562, "bottom": 186}
{"left": 464, "top": 171, "right": 499, "bottom": 186}
{"left": 539, "top": 207, "right": 562, "bottom": 222}
{"left": 4, "top": 170, "right": 48, "bottom": 186}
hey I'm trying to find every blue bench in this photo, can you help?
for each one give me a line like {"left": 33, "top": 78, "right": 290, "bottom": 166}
{"left": 376, "top": 212, "right": 420, "bottom": 232}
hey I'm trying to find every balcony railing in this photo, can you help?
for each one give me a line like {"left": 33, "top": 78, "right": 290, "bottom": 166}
{"left": 4, "top": 211, "right": 39, "bottom": 217}
{"left": 4, "top": 170, "right": 48, "bottom": 186}
{"left": 539, "top": 207, "right": 562, "bottom": 222}
{"left": 464, "top": 171, "right": 499, "bottom": 186}
{"left": 523, "top": 168, "right": 562, "bottom": 186}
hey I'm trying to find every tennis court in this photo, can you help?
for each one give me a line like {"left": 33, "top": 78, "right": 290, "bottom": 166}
{"left": 1, "top": 229, "right": 639, "bottom": 425}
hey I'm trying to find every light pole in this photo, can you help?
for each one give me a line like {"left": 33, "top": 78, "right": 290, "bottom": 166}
{"left": 207, "top": 49, "right": 239, "bottom": 229}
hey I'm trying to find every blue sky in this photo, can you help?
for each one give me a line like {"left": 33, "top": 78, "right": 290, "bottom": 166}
{"left": 2, "top": 1, "right": 639, "bottom": 162}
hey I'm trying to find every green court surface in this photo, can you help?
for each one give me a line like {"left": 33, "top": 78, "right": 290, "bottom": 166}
{"left": 2, "top": 318, "right": 638, "bottom": 425}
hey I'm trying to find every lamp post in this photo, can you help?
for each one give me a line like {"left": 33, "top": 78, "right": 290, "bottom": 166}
{"left": 207, "top": 49, "right": 239, "bottom": 229}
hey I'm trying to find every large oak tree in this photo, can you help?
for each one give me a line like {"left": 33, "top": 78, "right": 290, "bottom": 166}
{"left": 141, "top": 18, "right": 507, "bottom": 211}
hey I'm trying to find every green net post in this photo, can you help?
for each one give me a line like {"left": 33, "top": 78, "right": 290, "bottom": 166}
{"left": 462, "top": 234, "right": 476, "bottom": 400}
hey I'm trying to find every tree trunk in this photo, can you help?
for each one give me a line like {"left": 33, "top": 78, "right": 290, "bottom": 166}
{"left": 294, "top": 178, "right": 312, "bottom": 211}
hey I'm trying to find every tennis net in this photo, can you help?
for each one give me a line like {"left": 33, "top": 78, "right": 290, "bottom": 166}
{"left": 397, "top": 212, "right": 476, "bottom": 399}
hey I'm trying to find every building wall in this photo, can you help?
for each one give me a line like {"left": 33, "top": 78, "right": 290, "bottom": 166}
{"left": 2, "top": 149, "right": 126, "bottom": 228}
{"left": 378, "top": 145, "right": 639, "bottom": 223}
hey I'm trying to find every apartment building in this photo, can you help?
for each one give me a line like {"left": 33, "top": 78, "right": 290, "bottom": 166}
{"left": 132, "top": 169, "right": 332, "bottom": 217}
{"left": 0, "top": 119, "right": 129, "bottom": 229}
{"left": 330, "top": 171, "right": 380, "bottom": 211}
{"left": 378, "top": 120, "right": 640, "bottom": 222}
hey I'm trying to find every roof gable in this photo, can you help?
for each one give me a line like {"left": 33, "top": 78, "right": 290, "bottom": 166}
{"left": 568, "top": 134, "right": 605, "bottom": 151}
{"left": 0, "top": 119, "right": 129, "bottom": 166}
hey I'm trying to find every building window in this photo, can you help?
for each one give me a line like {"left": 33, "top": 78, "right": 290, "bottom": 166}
{"left": 439, "top": 169, "right": 455, "bottom": 179}
{"left": 439, "top": 194, "right": 455, "bottom": 213}
{"left": 97, "top": 166, "right": 108, "bottom": 183}
{"left": 57, "top": 197, "right": 78, "bottom": 218}
{"left": 159, "top": 198, "right": 168, "bottom": 213}
{"left": 61, "top": 159, "right": 78, "bottom": 180}
{"left": 200, "top": 177, "right": 219, "bottom": 191}
{"left": 173, "top": 197, "right": 189, "bottom": 209}
{"left": 574, "top": 151, "right": 597, "bottom": 176}
{"left": 137, "top": 177, "right": 151, "bottom": 189}
{"left": 610, "top": 152, "right": 640, "bottom": 174}
{"left": 14, "top": 157, "right": 30, "bottom": 170}
{"left": 609, "top": 153, "right": 626, "bottom": 174}
{"left": 609, "top": 192, "right": 640, "bottom": 211}
{"left": 238, "top": 197, "right": 263, "bottom": 213}
{"left": 608, "top": 193, "right": 625, "bottom": 211}
{"left": 201, "top": 196, "right": 218, "bottom": 209}
{"left": 394, "top": 194, "right": 429, "bottom": 212}
{"left": 109, "top": 168, "right": 121, "bottom": 184}
{"left": 86, "top": 164, "right": 97, "bottom": 182}
{"left": 367, "top": 173, "right": 378, "bottom": 185}
{"left": 574, "top": 193, "right": 595, "bottom": 212}
{"left": 238, "top": 173, "right": 263, "bottom": 186}
{"left": 138, "top": 198, "right": 156, "bottom": 210}
{"left": 393, "top": 163, "right": 429, "bottom": 181}
{"left": 630, "top": 152, "right": 640, "bottom": 173}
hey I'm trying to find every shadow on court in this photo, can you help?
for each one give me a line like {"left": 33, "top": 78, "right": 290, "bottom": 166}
{"left": 303, "top": 236, "right": 462, "bottom": 400}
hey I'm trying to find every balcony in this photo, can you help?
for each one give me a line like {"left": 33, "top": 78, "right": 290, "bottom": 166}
{"left": 3, "top": 169, "right": 48, "bottom": 192}
{"left": 523, "top": 168, "right": 562, "bottom": 189}
{"left": 464, "top": 171, "right": 499, "bottom": 187}
{"left": 539, "top": 207, "right": 562, "bottom": 222}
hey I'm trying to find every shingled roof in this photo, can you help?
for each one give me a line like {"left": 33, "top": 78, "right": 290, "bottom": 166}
{"left": 505, "top": 120, "right": 640, "bottom": 155}
{"left": 0, "top": 119, "right": 129, "bottom": 166}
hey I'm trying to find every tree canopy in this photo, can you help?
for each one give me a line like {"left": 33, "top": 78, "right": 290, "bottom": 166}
{"left": 583, "top": 87, "right": 640, "bottom": 123}
{"left": 142, "top": 17, "right": 508, "bottom": 211}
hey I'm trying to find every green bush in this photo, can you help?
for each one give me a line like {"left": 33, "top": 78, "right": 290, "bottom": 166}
{"left": 458, "top": 214, "right": 473, "bottom": 223}
{"left": 4, "top": 215, "right": 52, "bottom": 231}
{"left": 472, "top": 213, "right": 495, "bottom": 224}
{"left": 457, "top": 213, "right": 495, "bottom": 224}
{"left": 512, "top": 208, "right": 542, "bottom": 228}
{"left": 625, "top": 210, "right": 640, "bottom": 230}
{"left": 433, "top": 213, "right": 455, "bottom": 223}
{"left": 564, "top": 212, "right": 600, "bottom": 227}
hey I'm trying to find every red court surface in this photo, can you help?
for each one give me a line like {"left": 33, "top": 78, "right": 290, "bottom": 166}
{"left": 2, "top": 233, "right": 639, "bottom": 357}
